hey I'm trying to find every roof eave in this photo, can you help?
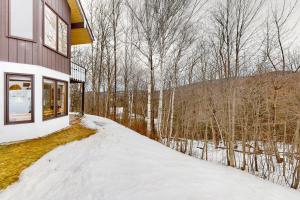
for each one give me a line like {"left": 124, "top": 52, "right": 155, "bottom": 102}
{"left": 67, "top": 0, "right": 94, "bottom": 45}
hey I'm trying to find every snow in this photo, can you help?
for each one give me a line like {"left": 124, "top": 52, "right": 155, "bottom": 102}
{"left": 0, "top": 115, "right": 299, "bottom": 200}
{"left": 109, "top": 107, "right": 124, "bottom": 116}
{"left": 169, "top": 139, "right": 299, "bottom": 188}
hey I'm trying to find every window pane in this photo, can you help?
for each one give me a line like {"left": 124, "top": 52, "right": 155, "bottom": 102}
{"left": 44, "top": 5, "right": 57, "bottom": 49}
{"left": 43, "top": 79, "right": 56, "bottom": 119}
{"left": 10, "top": 0, "right": 33, "bottom": 39}
{"left": 57, "top": 82, "right": 67, "bottom": 116}
{"left": 58, "top": 19, "right": 68, "bottom": 56}
{"left": 8, "top": 75, "right": 32, "bottom": 122}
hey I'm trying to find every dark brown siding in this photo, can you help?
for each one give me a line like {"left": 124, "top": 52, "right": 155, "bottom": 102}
{"left": 0, "top": 0, "right": 71, "bottom": 74}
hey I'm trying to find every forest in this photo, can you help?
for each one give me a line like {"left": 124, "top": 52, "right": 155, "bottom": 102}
{"left": 70, "top": 0, "right": 300, "bottom": 190}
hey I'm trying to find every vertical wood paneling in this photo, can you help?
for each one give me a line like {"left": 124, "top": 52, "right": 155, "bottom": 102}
{"left": 17, "top": 40, "right": 26, "bottom": 63}
{"left": 25, "top": 42, "right": 33, "bottom": 64}
{"left": 59, "top": 0, "right": 63, "bottom": 17}
{"left": 0, "top": 0, "right": 9, "bottom": 61}
{"left": 51, "top": 50, "right": 54, "bottom": 69}
{"left": 32, "top": 43, "right": 38, "bottom": 65}
{"left": 8, "top": 39, "right": 17, "bottom": 62}
{"left": 0, "top": 0, "right": 71, "bottom": 74}
{"left": 57, "top": 54, "right": 61, "bottom": 71}
{"left": 42, "top": 47, "right": 47, "bottom": 67}
{"left": 37, "top": 0, "right": 43, "bottom": 66}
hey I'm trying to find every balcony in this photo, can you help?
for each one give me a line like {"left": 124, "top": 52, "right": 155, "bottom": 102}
{"left": 71, "top": 62, "right": 86, "bottom": 83}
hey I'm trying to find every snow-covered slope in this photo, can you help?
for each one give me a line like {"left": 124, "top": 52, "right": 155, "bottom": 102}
{"left": 0, "top": 115, "right": 299, "bottom": 200}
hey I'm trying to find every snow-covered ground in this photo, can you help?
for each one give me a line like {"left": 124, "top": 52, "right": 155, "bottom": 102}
{"left": 0, "top": 115, "right": 299, "bottom": 200}
{"left": 166, "top": 139, "right": 300, "bottom": 188}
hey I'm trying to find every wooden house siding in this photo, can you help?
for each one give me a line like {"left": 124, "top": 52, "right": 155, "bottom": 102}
{"left": 0, "top": 0, "right": 71, "bottom": 74}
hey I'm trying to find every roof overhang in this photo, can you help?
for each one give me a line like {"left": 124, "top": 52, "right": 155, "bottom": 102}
{"left": 67, "top": 0, "right": 94, "bottom": 45}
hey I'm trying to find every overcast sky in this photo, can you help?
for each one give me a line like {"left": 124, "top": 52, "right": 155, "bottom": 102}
{"left": 259, "top": 0, "right": 300, "bottom": 46}
{"left": 81, "top": 0, "right": 300, "bottom": 50}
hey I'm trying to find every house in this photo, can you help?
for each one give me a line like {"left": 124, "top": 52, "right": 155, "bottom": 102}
{"left": 0, "top": 0, "right": 93, "bottom": 143}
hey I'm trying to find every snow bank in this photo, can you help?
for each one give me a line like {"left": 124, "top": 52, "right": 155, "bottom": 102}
{"left": 0, "top": 115, "right": 299, "bottom": 200}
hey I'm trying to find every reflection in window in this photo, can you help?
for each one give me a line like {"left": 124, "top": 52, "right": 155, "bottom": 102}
{"left": 57, "top": 82, "right": 67, "bottom": 116}
{"left": 7, "top": 75, "right": 33, "bottom": 123}
{"left": 43, "top": 78, "right": 68, "bottom": 120}
{"left": 58, "top": 19, "right": 68, "bottom": 56}
{"left": 44, "top": 5, "right": 57, "bottom": 49}
{"left": 43, "top": 79, "right": 56, "bottom": 119}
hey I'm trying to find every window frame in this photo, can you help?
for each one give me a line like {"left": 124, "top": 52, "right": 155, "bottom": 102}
{"left": 43, "top": 3, "right": 69, "bottom": 58}
{"left": 4, "top": 73, "right": 35, "bottom": 125}
{"left": 8, "top": 0, "right": 36, "bottom": 42}
{"left": 42, "top": 77, "right": 68, "bottom": 121}
{"left": 43, "top": 4, "right": 57, "bottom": 51}
{"left": 56, "top": 81, "right": 68, "bottom": 116}
{"left": 58, "top": 18, "right": 68, "bottom": 56}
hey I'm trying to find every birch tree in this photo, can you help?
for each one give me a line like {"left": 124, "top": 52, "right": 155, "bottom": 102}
{"left": 155, "top": 0, "right": 193, "bottom": 139}
{"left": 109, "top": 0, "right": 122, "bottom": 120}
{"left": 126, "top": 0, "right": 158, "bottom": 136}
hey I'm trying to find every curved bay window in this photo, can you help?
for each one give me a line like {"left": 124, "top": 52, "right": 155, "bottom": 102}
{"left": 43, "top": 78, "right": 68, "bottom": 120}
{"left": 5, "top": 74, "right": 34, "bottom": 124}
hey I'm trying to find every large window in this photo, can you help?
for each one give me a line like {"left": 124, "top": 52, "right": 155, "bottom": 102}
{"left": 43, "top": 79, "right": 56, "bottom": 119}
{"left": 5, "top": 74, "right": 34, "bottom": 124}
{"left": 58, "top": 19, "right": 68, "bottom": 56}
{"left": 44, "top": 5, "right": 57, "bottom": 50}
{"left": 43, "top": 78, "right": 68, "bottom": 120}
{"left": 44, "top": 4, "right": 68, "bottom": 56}
{"left": 10, "top": 0, "right": 34, "bottom": 40}
{"left": 57, "top": 81, "right": 67, "bottom": 116}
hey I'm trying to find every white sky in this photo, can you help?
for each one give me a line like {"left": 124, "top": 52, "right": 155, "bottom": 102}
{"left": 82, "top": 0, "right": 300, "bottom": 44}
{"left": 79, "top": 0, "right": 300, "bottom": 86}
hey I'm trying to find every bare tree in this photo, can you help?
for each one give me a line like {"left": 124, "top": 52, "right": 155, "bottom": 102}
{"left": 155, "top": 0, "right": 196, "bottom": 139}
{"left": 264, "top": 0, "right": 298, "bottom": 72}
{"left": 71, "top": 0, "right": 300, "bottom": 190}
{"left": 109, "top": 0, "right": 122, "bottom": 120}
{"left": 126, "top": 0, "right": 159, "bottom": 136}
{"left": 211, "top": 0, "right": 264, "bottom": 167}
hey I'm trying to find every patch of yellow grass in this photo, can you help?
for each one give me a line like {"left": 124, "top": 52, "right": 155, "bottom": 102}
{"left": 0, "top": 124, "right": 96, "bottom": 190}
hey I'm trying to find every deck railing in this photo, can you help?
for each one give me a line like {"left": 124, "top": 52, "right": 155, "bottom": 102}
{"left": 71, "top": 62, "right": 86, "bottom": 83}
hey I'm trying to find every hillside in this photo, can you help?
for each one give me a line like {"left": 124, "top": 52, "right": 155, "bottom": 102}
{"left": 0, "top": 115, "right": 299, "bottom": 200}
